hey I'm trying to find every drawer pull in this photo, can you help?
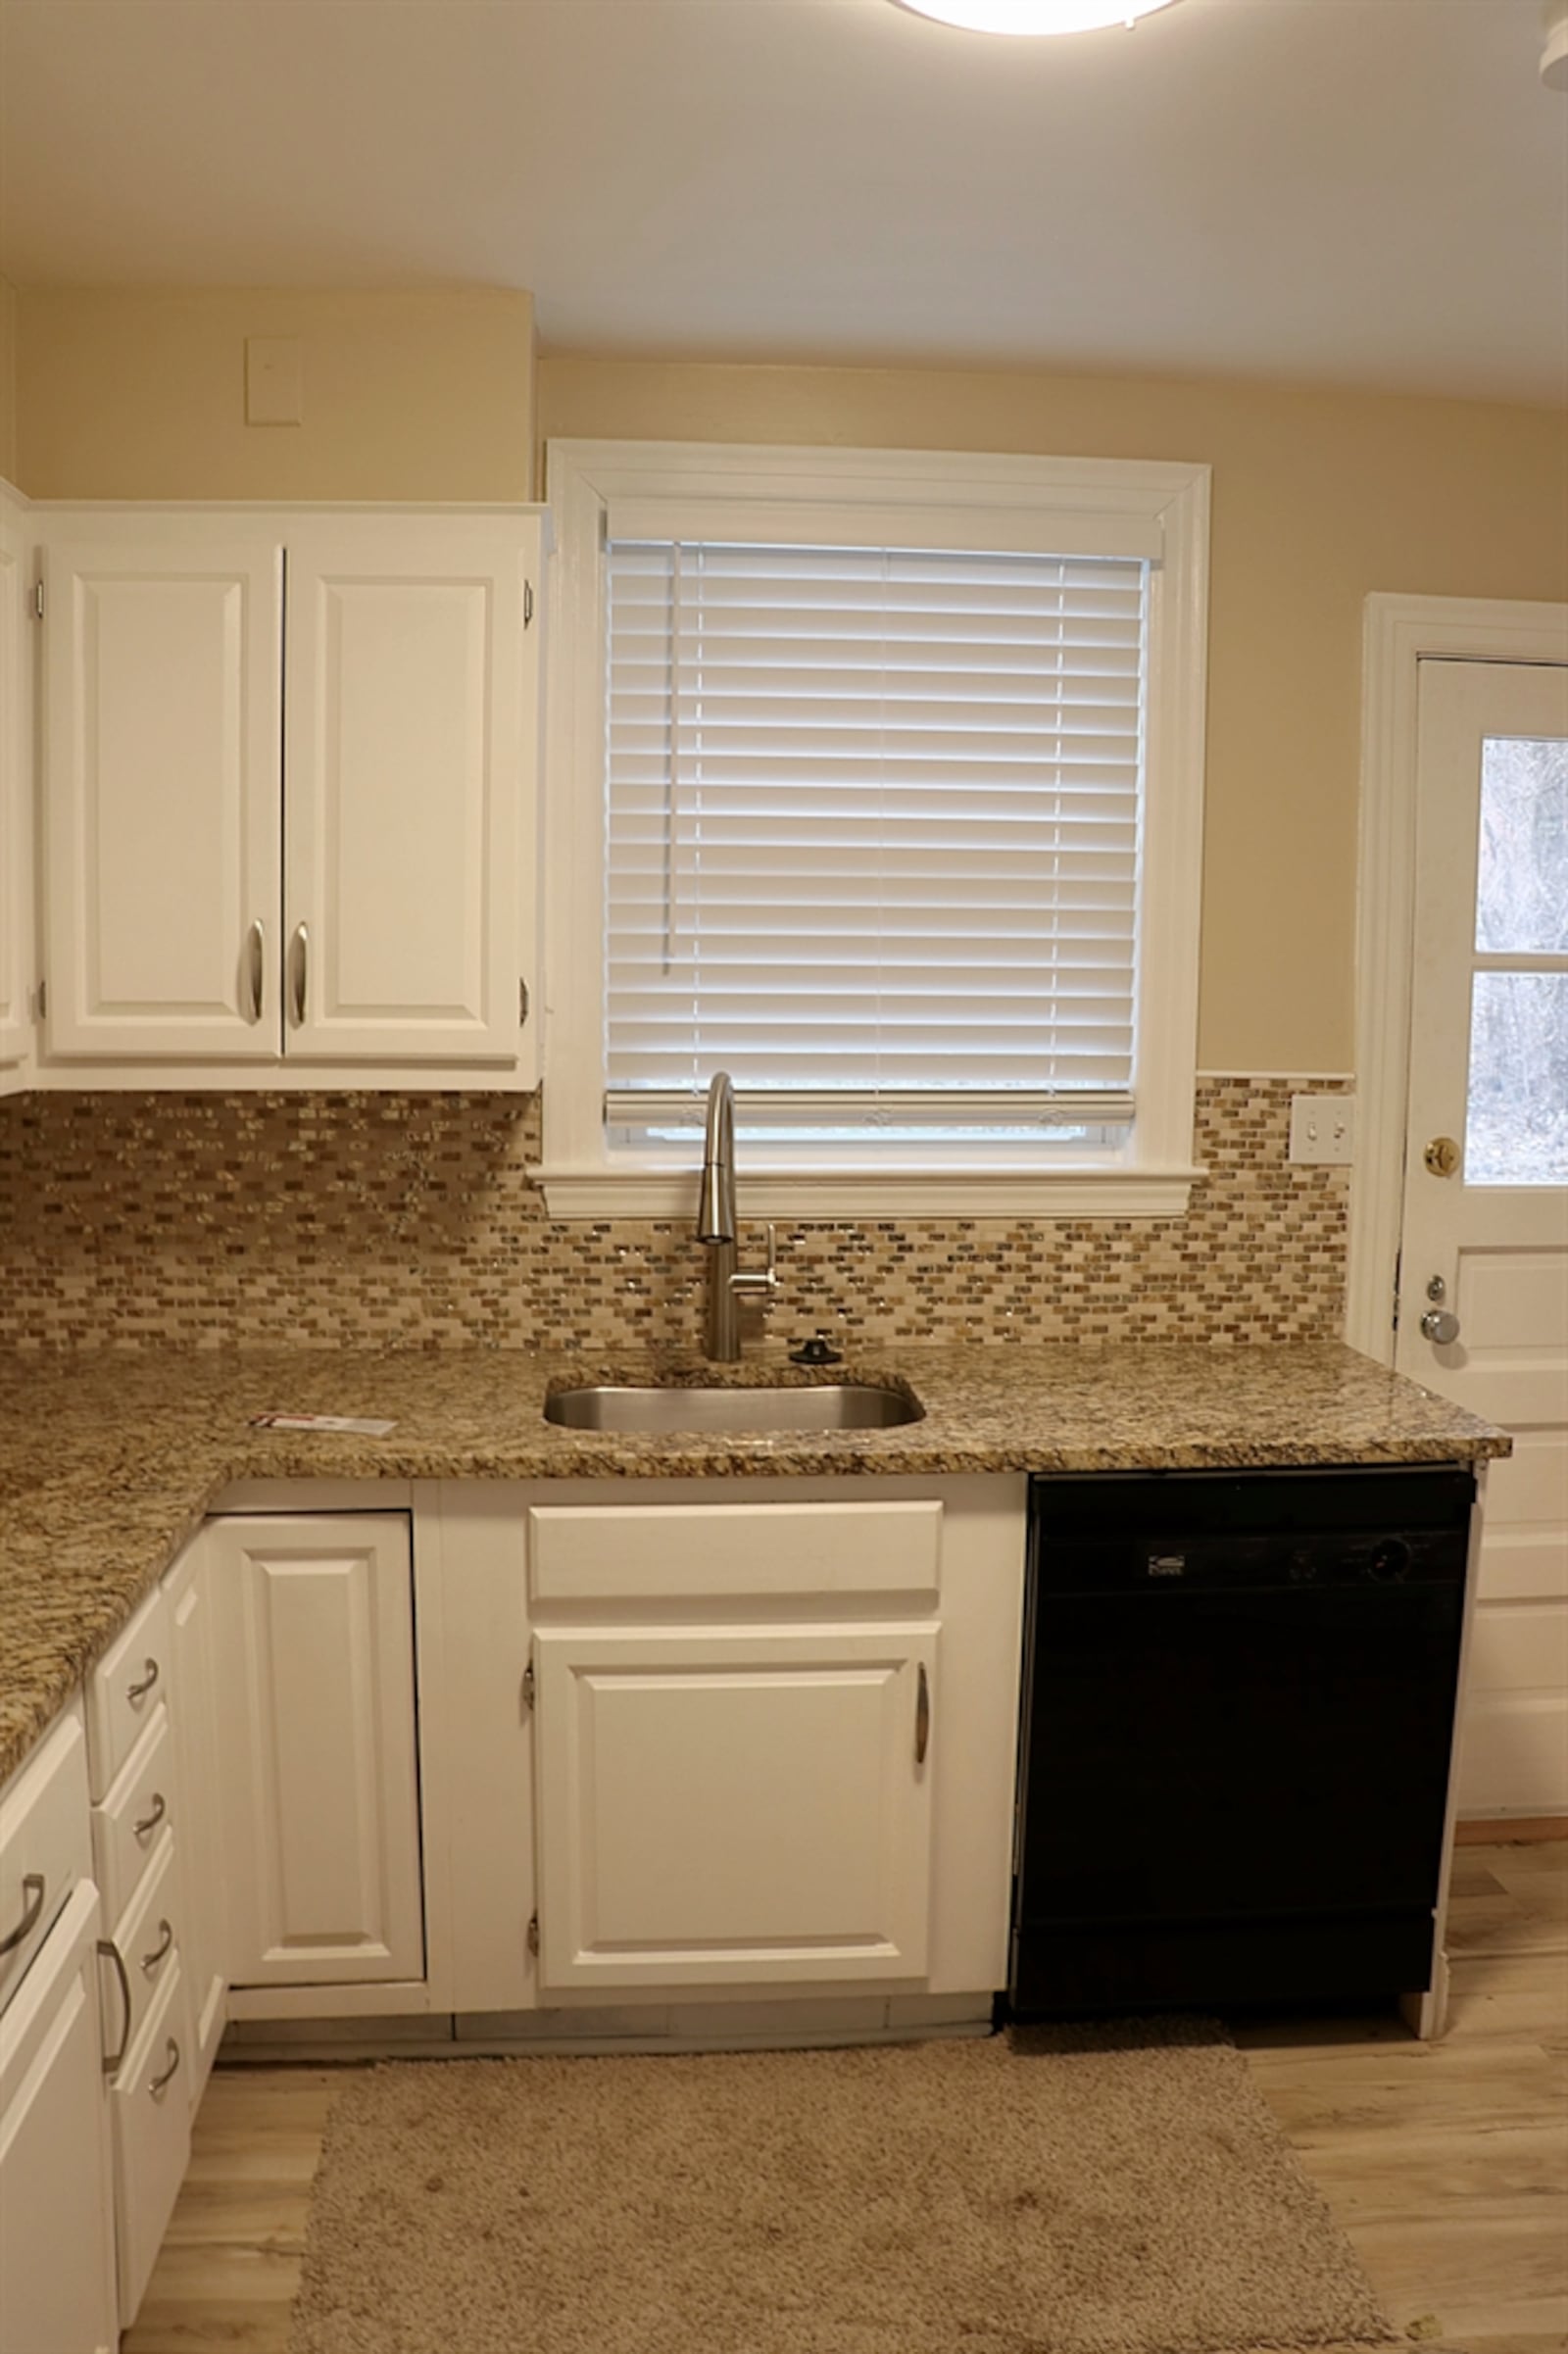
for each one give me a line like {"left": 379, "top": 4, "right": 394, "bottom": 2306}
{"left": 148, "top": 2037, "right": 181, "bottom": 2097}
{"left": 133, "top": 1792, "right": 168, "bottom": 1840}
{"left": 99, "top": 1938, "right": 132, "bottom": 2075}
{"left": 914, "top": 1662, "right": 931, "bottom": 1767}
{"left": 0, "top": 1873, "right": 45, "bottom": 1955}
{"left": 140, "top": 1919, "right": 174, "bottom": 1977}
{"left": 126, "top": 1657, "right": 161, "bottom": 1704}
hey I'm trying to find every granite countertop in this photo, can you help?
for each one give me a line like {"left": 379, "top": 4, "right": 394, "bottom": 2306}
{"left": 0, "top": 1341, "right": 1508, "bottom": 1787}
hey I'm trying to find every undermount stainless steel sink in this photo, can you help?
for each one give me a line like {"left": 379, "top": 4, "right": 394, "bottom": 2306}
{"left": 543, "top": 1383, "right": 924, "bottom": 1435}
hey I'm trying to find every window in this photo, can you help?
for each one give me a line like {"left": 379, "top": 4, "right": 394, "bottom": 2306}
{"left": 537, "top": 443, "right": 1209, "bottom": 1217}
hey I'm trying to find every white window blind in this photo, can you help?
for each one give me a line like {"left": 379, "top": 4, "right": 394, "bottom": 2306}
{"left": 605, "top": 538, "right": 1147, "bottom": 1138}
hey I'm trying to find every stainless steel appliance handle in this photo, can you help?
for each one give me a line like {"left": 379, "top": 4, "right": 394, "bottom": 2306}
{"left": 99, "top": 1938, "right": 132, "bottom": 2075}
{"left": 0, "top": 1873, "right": 45, "bottom": 1955}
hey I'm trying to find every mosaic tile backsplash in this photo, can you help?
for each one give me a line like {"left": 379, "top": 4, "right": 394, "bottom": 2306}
{"left": 0, "top": 1077, "right": 1348, "bottom": 1351}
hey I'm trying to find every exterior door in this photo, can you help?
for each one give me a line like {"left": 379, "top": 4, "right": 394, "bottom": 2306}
{"left": 210, "top": 1514, "right": 424, "bottom": 1986}
{"left": 534, "top": 1625, "right": 936, "bottom": 1990}
{"left": 40, "top": 525, "right": 283, "bottom": 1059}
{"left": 1396, "top": 659, "right": 1568, "bottom": 1816}
{"left": 281, "top": 515, "right": 533, "bottom": 1066}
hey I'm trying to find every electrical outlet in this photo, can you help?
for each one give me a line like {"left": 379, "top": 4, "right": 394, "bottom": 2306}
{"left": 1289, "top": 1093, "right": 1355, "bottom": 1165}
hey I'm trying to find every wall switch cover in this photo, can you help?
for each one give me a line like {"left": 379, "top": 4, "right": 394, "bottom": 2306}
{"left": 245, "top": 336, "right": 304, "bottom": 425}
{"left": 1289, "top": 1093, "right": 1355, "bottom": 1164}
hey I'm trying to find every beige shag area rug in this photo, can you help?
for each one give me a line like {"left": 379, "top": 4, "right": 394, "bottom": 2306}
{"left": 289, "top": 2019, "right": 1397, "bottom": 2354}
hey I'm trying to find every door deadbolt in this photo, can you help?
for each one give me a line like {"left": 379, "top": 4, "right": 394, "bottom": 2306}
{"left": 1423, "top": 1136, "right": 1460, "bottom": 1178}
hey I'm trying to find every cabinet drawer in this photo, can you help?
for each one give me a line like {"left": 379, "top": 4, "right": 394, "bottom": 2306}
{"left": 0, "top": 1707, "right": 92, "bottom": 2018}
{"left": 92, "top": 1706, "right": 176, "bottom": 1931}
{"left": 111, "top": 1953, "right": 192, "bottom": 2328}
{"left": 87, "top": 1588, "right": 171, "bottom": 1801}
{"left": 527, "top": 1499, "right": 943, "bottom": 1604}
{"left": 101, "top": 1832, "right": 180, "bottom": 2071}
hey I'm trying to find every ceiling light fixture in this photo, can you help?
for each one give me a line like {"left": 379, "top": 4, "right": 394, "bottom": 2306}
{"left": 1543, "top": 0, "right": 1568, "bottom": 89}
{"left": 893, "top": 0, "right": 1181, "bottom": 35}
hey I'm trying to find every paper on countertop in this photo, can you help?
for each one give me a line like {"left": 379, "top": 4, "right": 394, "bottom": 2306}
{"left": 249, "top": 1412, "right": 399, "bottom": 1437}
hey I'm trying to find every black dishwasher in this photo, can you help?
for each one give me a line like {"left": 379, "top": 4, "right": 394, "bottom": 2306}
{"left": 1010, "top": 1465, "right": 1472, "bottom": 2016}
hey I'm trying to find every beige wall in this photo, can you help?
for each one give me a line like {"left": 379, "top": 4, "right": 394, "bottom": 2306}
{"left": 17, "top": 287, "right": 535, "bottom": 502}
{"left": 539, "top": 358, "right": 1567, "bottom": 1075}
{"left": 0, "top": 278, "right": 17, "bottom": 486}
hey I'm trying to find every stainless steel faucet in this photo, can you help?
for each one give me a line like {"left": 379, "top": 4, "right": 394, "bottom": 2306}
{"left": 696, "top": 1072, "right": 777, "bottom": 1361}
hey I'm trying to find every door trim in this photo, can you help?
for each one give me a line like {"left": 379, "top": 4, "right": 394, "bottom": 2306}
{"left": 1348, "top": 595, "right": 1568, "bottom": 1363}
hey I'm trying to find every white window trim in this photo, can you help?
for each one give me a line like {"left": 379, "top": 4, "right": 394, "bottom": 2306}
{"left": 534, "top": 439, "right": 1210, "bottom": 1220}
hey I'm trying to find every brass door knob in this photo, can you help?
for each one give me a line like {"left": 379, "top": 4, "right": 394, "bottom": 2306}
{"left": 1424, "top": 1136, "right": 1460, "bottom": 1178}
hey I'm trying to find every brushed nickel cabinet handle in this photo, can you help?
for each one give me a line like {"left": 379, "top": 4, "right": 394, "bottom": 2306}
{"left": 247, "top": 918, "right": 266, "bottom": 1021}
{"left": 98, "top": 1938, "right": 132, "bottom": 2075}
{"left": 140, "top": 1918, "right": 173, "bottom": 1976}
{"left": 914, "top": 1662, "right": 931, "bottom": 1767}
{"left": 148, "top": 2037, "right": 181, "bottom": 2096}
{"left": 126, "top": 1656, "right": 160, "bottom": 1703}
{"left": 0, "top": 1873, "right": 45, "bottom": 1956}
{"left": 291, "top": 922, "right": 309, "bottom": 1026}
{"left": 133, "top": 1791, "right": 168, "bottom": 1840}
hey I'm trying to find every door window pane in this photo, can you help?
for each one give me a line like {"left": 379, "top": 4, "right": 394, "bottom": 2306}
{"left": 1475, "top": 737, "right": 1568, "bottom": 954}
{"left": 1466, "top": 971, "right": 1568, "bottom": 1185}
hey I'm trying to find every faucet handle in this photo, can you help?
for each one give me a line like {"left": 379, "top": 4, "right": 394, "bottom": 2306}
{"left": 731, "top": 1222, "right": 779, "bottom": 1304}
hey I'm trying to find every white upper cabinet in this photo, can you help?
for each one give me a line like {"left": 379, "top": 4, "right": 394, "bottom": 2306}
{"left": 0, "top": 486, "right": 33, "bottom": 1083}
{"left": 41, "top": 524, "right": 282, "bottom": 1061}
{"left": 282, "top": 517, "right": 530, "bottom": 1065}
{"left": 35, "top": 504, "right": 543, "bottom": 1085}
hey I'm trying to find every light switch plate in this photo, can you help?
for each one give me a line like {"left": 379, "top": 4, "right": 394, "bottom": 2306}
{"left": 1289, "top": 1093, "right": 1355, "bottom": 1164}
{"left": 245, "top": 336, "right": 304, "bottom": 426}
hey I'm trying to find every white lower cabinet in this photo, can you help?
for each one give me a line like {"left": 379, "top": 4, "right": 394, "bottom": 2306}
{"left": 209, "top": 1513, "right": 425, "bottom": 1988}
{"left": 438, "top": 1472, "right": 1027, "bottom": 2020}
{"left": 164, "top": 1539, "right": 229, "bottom": 2097}
{"left": 109, "top": 1954, "right": 193, "bottom": 2323}
{"left": 535, "top": 1625, "right": 936, "bottom": 1991}
{"left": 0, "top": 1473, "right": 1023, "bottom": 2348}
{"left": 0, "top": 1882, "right": 119, "bottom": 2354}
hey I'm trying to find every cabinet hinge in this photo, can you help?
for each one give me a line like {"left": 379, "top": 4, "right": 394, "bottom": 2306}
{"left": 523, "top": 579, "right": 534, "bottom": 629}
{"left": 31, "top": 580, "right": 43, "bottom": 620}
{"left": 519, "top": 978, "right": 530, "bottom": 1028}
{"left": 527, "top": 1911, "right": 540, "bottom": 1958}
{"left": 521, "top": 1658, "right": 535, "bottom": 1713}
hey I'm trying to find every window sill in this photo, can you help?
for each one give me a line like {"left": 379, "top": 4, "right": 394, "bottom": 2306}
{"left": 528, "top": 1164, "right": 1202, "bottom": 1220}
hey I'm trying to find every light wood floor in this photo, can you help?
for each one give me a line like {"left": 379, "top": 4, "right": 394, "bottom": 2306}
{"left": 123, "top": 1840, "right": 1567, "bottom": 2354}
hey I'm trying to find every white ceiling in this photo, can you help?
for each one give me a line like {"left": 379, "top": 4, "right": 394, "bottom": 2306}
{"left": 1, "top": 0, "right": 1564, "bottom": 405}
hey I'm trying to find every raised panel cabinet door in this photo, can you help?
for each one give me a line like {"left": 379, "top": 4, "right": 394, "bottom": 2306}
{"left": 281, "top": 515, "right": 538, "bottom": 1066}
{"left": 40, "top": 526, "right": 283, "bottom": 1059}
{"left": 210, "top": 1513, "right": 424, "bottom": 1986}
{"left": 0, "top": 491, "right": 32, "bottom": 1078}
{"left": 165, "top": 1537, "right": 228, "bottom": 2098}
{"left": 535, "top": 1624, "right": 937, "bottom": 1991}
{"left": 0, "top": 1884, "right": 120, "bottom": 2354}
